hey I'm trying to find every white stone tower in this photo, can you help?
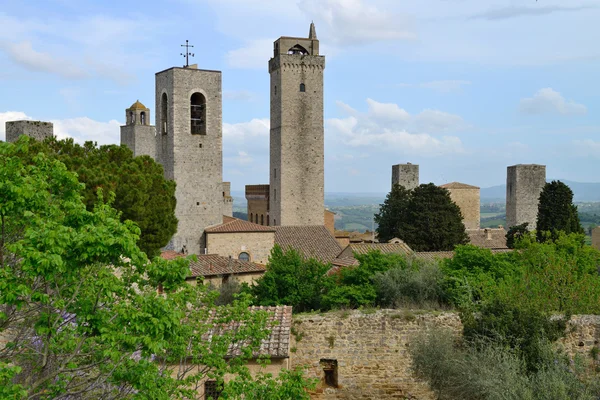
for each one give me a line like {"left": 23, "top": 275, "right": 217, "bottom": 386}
{"left": 269, "top": 22, "right": 325, "bottom": 226}
{"left": 120, "top": 100, "right": 156, "bottom": 158}
{"left": 155, "top": 65, "right": 224, "bottom": 254}
{"left": 506, "top": 164, "right": 546, "bottom": 230}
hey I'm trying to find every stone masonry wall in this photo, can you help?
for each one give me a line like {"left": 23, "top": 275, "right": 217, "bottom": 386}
{"left": 206, "top": 231, "right": 275, "bottom": 265}
{"left": 120, "top": 124, "right": 156, "bottom": 159}
{"left": 446, "top": 187, "right": 480, "bottom": 230}
{"left": 391, "top": 164, "right": 419, "bottom": 191}
{"left": 506, "top": 164, "right": 546, "bottom": 230}
{"left": 6, "top": 120, "right": 53, "bottom": 142}
{"left": 290, "top": 310, "right": 600, "bottom": 400}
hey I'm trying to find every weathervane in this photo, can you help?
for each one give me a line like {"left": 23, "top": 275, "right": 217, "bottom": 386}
{"left": 180, "top": 40, "right": 195, "bottom": 67}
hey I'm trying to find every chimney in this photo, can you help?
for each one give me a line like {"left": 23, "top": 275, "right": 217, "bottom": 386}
{"left": 485, "top": 228, "right": 492, "bottom": 240}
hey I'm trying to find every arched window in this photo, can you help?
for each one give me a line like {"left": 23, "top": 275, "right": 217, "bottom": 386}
{"left": 190, "top": 92, "right": 206, "bottom": 135}
{"left": 267, "top": 215, "right": 270, "bottom": 226}
{"left": 161, "top": 93, "right": 168, "bottom": 134}
{"left": 255, "top": 214, "right": 259, "bottom": 224}
{"left": 239, "top": 252, "right": 250, "bottom": 262}
{"left": 250, "top": 213, "right": 253, "bottom": 222}
{"left": 287, "top": 44, "right": 309, "bottom": 55}
{"left": 300, "top": 83, "right": 306, "bottom": 92}
{"left": 140, "top": 111, "right": 146, "bottom": 125}
{"left": 261, "top": 214, "right": 264, "bottom": 225}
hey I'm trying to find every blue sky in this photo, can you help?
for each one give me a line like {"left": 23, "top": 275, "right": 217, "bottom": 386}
{"left": 1, "top": 0, "right": 599, "bottom": 193}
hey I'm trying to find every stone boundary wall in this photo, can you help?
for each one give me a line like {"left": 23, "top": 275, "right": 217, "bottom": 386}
{"left": 290, "top": 310, "right": 600, "bottom": 400}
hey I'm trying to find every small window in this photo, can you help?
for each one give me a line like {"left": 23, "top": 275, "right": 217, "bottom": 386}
{"left": 250, "top": 213, "right": 253, "bottom": 222}
{"left": 300, "top": 83, "right": 305, "bottom": 92}
{"left": 129, "top": 111, "right": 135, "bottom": 124}
{"left": 320, "top": 359, "right": 338, "bottom": 388}
{"left": 161, "top": 93, "right": 168, "bottom": 134}
{"left": 274, "top": 189, "right": 277, "bottom": 201}
{"left": 204, "top": 380, "right": 222, "bottom": 400}
{"left": 261, "top": 214, "right": 264, "bottom": 225}
{"left": 140, "top": 111, "right": 146, "bottom": 125}
{"left": 274, "top": 86, "right": 277, "bottom": 95}
{"left": 239, "top": 252, "right": 250, "bottom": 262}
{"left": 255, "top": 214, "right": 259, "bottom": 224}
{"left": 274, "top": 219, "right": 276, "bottom": 226}
{"left": 274, "top": 168, "right": 277, "bottom": 179}
{"left": 267, "top": 215, "right": 270, "bottom": 226}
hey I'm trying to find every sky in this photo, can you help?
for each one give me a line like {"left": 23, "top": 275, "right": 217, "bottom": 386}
{"left": 1, "top": 0, "right": 599, "bottom": 193}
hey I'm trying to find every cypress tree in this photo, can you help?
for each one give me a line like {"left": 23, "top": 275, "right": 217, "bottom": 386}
{"left": 536, "top": 180, "right": 584, "bottom": 242}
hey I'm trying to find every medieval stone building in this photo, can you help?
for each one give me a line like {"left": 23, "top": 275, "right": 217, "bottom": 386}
{"left": 5, "top": 120, "right": 53, "bottom": 143}
{"left": 506, "top": 164, "right": 546, "bottom": 230}
{"left": 119, "top": 100, "right": 155, "bottom": 158}
{"left": 391, "top": 163, "right": 419, "bottom": 190}
{"left": 440, "top": 182, "right": 480, "bottom": 230}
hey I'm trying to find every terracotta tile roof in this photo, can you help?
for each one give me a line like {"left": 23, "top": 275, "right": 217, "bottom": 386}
{"left": 188, "top": 254, "right": 266, "bottom": 278}
{"left": 205, "top": 216, "right": 275, "bottom": 233}
{"left": 440, "top": 182, "right": 480, "bottom": 189}
{"left": 205, "top": 305, "right": 292, "bottom": 359}
{"left": 274, "top": 225, "right": 342, "bottom": 263}
{"left": 338, "top": 242, "right": 414, "bottom": 259}
{"left": 160, "top": 250, "right": 185, "bottom": 260}
{"left": 331, "top": 257, "right": 360, "bottom": 268}
{"left": 467, "top": 228, "right": 508, "bottom": 249}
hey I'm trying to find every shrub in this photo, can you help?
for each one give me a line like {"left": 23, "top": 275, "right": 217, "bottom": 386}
{"left": 374, "top": 259, "right": 446, "bottom": 308}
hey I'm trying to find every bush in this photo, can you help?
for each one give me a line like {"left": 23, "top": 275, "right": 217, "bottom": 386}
{"left": 374, "top": 258, "right": 447, "bottom": 308}
{"left": 208, "top": 279, "right": 243, "bottom": 306}
{"left": 410, "top": 328, "right": 599, "bottom": 400}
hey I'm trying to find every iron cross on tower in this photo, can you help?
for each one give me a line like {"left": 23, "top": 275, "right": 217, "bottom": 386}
{"left": 180, "top": 40, "right": 195, "bottom": 67}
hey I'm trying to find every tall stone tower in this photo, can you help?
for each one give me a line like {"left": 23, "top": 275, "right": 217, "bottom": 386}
{"left": 392, "top": 163, "right": 419, "bottom": 190}
{"left": 269, "top": 23, "right": 325, "bottom": 226}
{"left": 155, "top": 65, "right": 224, "bottom": 254}
{"left": 506, "top": 164, "right": 546, "bottom": 230}
{"left": 440, "top": 182, "right": 480, "bottom": 230}
{"left": 120, "top": 100, "right": 156, "bottom": 158}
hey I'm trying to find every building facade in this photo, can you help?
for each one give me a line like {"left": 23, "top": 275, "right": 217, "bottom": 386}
{"left": 5, "top": 120, "right": 53, "bottom": 143}
{"left": 269, "top": 23, "right": 325, "bottom": 226}
{"left": 440, "top": 182, "right": 480, "bottom": 230}
{"left": 155, "top": 65, "right": 225, "bottom": 254}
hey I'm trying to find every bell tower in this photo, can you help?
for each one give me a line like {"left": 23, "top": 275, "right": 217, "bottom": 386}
{"left": 155, "top": 63, "right": 224, "bottom": 254}
{"left": 269, "top": 22, "right": 325, "bottom": 226}
{"left": 120, "top": 100, "right": 155, "bottom": 158}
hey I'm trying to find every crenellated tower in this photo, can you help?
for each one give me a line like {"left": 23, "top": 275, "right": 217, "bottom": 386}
{"left": 269, "top": 22, "right": 325, "bottom": 226}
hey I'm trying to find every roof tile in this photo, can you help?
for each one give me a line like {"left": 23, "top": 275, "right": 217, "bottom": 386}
{"left": 274, "top": 225, "right": 342, "bottom": 263}
{"left": 205, "top": 216, "right": 276, "bottom": 233}
{"left": 188, "top": 254, "right": 266, "bottom": 277}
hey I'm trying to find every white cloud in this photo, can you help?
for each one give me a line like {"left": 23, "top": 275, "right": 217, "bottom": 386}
{"left": 519, "top": 88, "right": 587, "bottom": 116}
{"left": 470, "top": 5, "right": 595, "bottom": 21}
{"left": 223, "top": 90, "right": 258, "bottom": 102}
{"left": 51, "top": 117, "right": 121, "bottom": 145}
{"left": 397, "top": 80, "right": 471, "bottom": 93}
{"left": 327, "top": 100, "right": 466, "bottom": 156}
{"left": 226, "top": 39, "right": 272, "bottom": 69}
{"left": 298, "top": 0, "right": 416, "bottom": 45}
{"left": 223, "top": 118, "right": 269, "bottom": 142}
{"left": 1, "top": 41, "right": 88, "bottom": 79}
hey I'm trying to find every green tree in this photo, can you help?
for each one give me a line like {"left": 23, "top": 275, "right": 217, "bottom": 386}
{"left": 536, "top": 180, "right": 584, "bottom": 243}
{"left": 0, "top": 137, "right": 314, "bottom": 399}
{"left": 25, "top": 137, "right": 177, "bottom": 258}
{"left": 374, "top": 184, "right": 411, "bottom": 242}
{"left": 505, "top": 222, "right": 530, "bottom": 249}
{"left": 402, "top": 184, "right": 469, "bottom": 251}
{"left": 251, "top": 246, "right": 330, "bottom": 312}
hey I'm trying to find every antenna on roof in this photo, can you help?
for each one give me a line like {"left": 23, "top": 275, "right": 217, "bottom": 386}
{"left": 180, "top": 40, "right": 195, "bottom": 67}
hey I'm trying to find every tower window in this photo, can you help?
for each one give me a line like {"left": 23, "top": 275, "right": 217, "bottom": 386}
{"left": 140, "top": 111, "right": 146, "bottom": 125}
{"left": 274, "top": 85, "right": 277, "bottom": 95}
{"left": 255, "top": 214, "right": 259, "bottom": 224}
{"left": 300, "top": 83, "right": 306, "bottom": 92}
{"left": 191, "top": 92, "right": 207, "bottom": 135}
{"left": 267, "top": 215, "right": 270, "bottom": 226}
{"left": 129, "top": 111, "right": 135, "bottom": 124}
{"left": 250, "top": 213, "right": 253, "bottom": 222}
{"left": 261, "top": 214, "right": 264, "bottom": 225}
{"left": 161, "top": 93, "right": 168, "bottom": 134}
{"left": 274, "top": 168, "right": 277, "bottom": 179}
{"left": 274, "top": 189, "right": 276, "bottom": 201}
{"left": 239, "top": 252, "right": 250, "bottom": 262}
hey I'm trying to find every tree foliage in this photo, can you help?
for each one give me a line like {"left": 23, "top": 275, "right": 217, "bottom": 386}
{"left": 375, "top": 183, "right": 468, "bottom": 251}
{"left": 24, "top": 137, "right": 177, "bottom": 258}
{"left": 505, "top": 222, "right": 530, "bottom": 249}
{"left": 536, "top": 180, "right": 584, "bottom": 243}
{"left": 251, "top": 246, "right": 330, "bottom": 313}
{"left": 0, "top": 137, "right": 313, "bottom": 399}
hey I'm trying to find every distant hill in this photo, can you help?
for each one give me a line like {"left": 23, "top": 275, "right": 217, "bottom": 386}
{"left": 481, "top": 180, "right": 600, "bottom": 203}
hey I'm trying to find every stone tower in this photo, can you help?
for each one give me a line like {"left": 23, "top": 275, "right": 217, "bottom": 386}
{"left": 440, "top": 182, "right": 480, "bottom": 230}
{"left": 392, "top": 163, "right": 419, "bottom": 190}
{"left": 506, "top": 164, "right": 546, "bottom": 230}
{"left": 269, "top": 23, "right": 325, "bottom": 226}
{"left": 120, "top": 100, "right": 156, "bottom": 158}
{"left": 5, "top": 120, "right": 53, "bottom": 142}
{"left": 155, "top": 65, "right": 224, "bottom": 254}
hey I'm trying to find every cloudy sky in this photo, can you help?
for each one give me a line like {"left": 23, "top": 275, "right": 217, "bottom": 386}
{"left": 1, "top": 0, "right": 599, "bottom": 193}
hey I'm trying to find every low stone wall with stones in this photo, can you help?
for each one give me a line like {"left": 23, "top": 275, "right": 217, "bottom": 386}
{"left": 290, "top": 310, "right": 600, "bottom": 400}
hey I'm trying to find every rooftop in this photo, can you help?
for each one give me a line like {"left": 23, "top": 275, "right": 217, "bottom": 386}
{"left": 338, "top": 242, "right": 414, "bottom": 259}
{"left": 188, "top": 254, "right": 266, "bottom": 278}
{"left": 128, "top": 100, "right": 148, "bottom": 111}
{"left": 440, "top": 182, "right": 480, "bottom": 189}
{"left": 205, "top": 216, "right": 276, "bottom": 233}
{"left": 275, "top": 225, "right": 342, "bottom": 263}
{"left": 467, "top": 228, "right": 508, "bottom": 250}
